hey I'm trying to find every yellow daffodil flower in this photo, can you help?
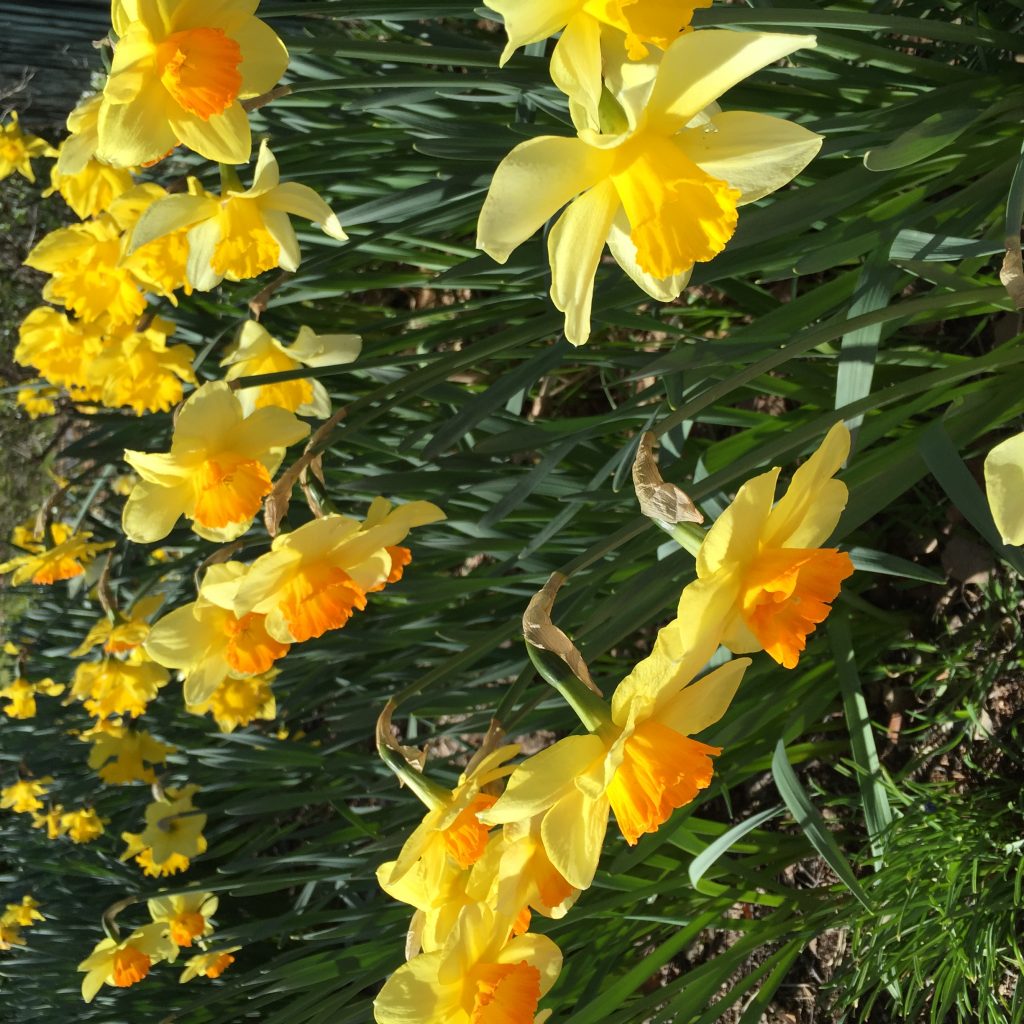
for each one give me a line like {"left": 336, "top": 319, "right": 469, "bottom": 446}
{"left": 86, "top": 724, "right": 176, "bottom": 784}
{"left": 186, "top": 671, "right": 278, "bottom": 732}
{"left": 984, "top": 429, "right": 1024, "bottom": 546}
{"left": 16, "top": 307, "right": 106, "bottom": 395}
{"left": 3, "top": 896, "right": 43, "bottom": 929}
{"left": 31, "top": 804, "right": 66, "bottom": 839}
{"left": 78, "top": 922, "right": 178, "bottom": 1002}
{"left": 127, "top": 142, "right": 347, "bottom": 290}
{"left": 0, "top": 112, "right": 55, "bottom": 183}
{"left": 57, "top": 93, "right": 104, "bottom": 176}
{"left": 68, "top": 650, "right": 170, "bottom": 720}
{"left": 43, "top": 146, "right": 134, "bottom": 218}
{"left": 374, "top": 903, "right": 562, "bottom": 1024}
{"left": 0, "top": 522, "right": 113, "bottom": 586}
{"left": 0, "top": 922, "right": 25, "bottom": 950}
{"left": 222, "top": 497, "right": 445, "bottom": 643}
{"left": 386, "top": 745, "right": 520, "bottom": 890}
{"left": 146, "top": 562, "right": 290, "bottom": 705}
{"left": 23, "top": 215, "right": 161, "bottom": 326}
{"left": 0, "top": 677, "right": 64, "bottom": 719}
{"left": 121, "top": 785, "right": 207, "bottom": 876}
{"left": 2, "top": 778, "right": 54, "bottom": 815}
{"left": 482, "top": 638, "right": 748, "bottom": 891}
{"left": 477, "top": 31, "right": 821, "bottom": 345}
{"left": 73, "top": 594, "right": 166, "bottom": 657}
{"left": 60, "top": 807, "right": 106, "bottom": 844}
{"left": 180, "top": 947, "right": 239, "bottom": 982}
{"left": 148, "top": 892, "right": 217, "bottom": 948}
{"left": 97, "top": 0, "right": 289, "bottom": 167}
{"left": 671, "top": 422, "right": 854, "bottom": 670}
{"left": 221, "top": 320, "right": 362, "bottom": 417}
{"left": 122, "top": 380, "right": 310, "bottom": 544}
{"left": 15, "top": 384, "right": 60, "bottom": 419}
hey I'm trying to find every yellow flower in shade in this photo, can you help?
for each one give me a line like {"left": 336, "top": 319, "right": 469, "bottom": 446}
{"left": 221, "top": 321, "right": 362, "bottom": 417}
{"left": 386, "top": 746, "right": 519, "bottom": 890}
{"left": 15, "top": 384, "right": 60, "bottom": 419}
{"left": 69, "top": 651, "right": 170, "bottom": 720}
{"left": 482, "top": 632, "right": 748, "bottom": 891}
{"left": 187, "top": 671, "right": 278, "bottom": 733}
{"left": 224, "top": 497, "right": 445, "bottom": 644}
{"left": 0, "top": 112, "right": 55, "bottom": 182}
{"left": 78, "top": 922, "right": 178, "bottom": 1002}
{"left": 0, "top": 677, "right": 64, "bottom": 719}
{"left": 23, "top": 215, "right": 157, "bottom": 327}
{"left": 1, "top": 778, "right": 53, "bottom": 815}
{"left": 1, "top": 521, "right": 112, "bottom": 586}
{"left": 984, "top": 429, "right": 1024, "bottom": 546}
{"left": 373, "top": 903, "right": 562, "bottom": 1024}
{"left": 180, "top": 947, "right": 239, "bottom": 983}
{"left": 127, "top": 142, "right": 347, "bottom": 290}
{"left": 88, "top": 318, "right": 198, "bottom": 416}
{"left": 146, "top": 562, "right": 289, "bottom": 705}
{"left": 0, "top": 922, "right": 25, "bottom": 950}
{"left": 16, "top": 307, "right": 106, "bottom": 395}
{"left": 73, "top": 594, "right": 166, "bottom": 657}
{"left": 3, "top": 896, "right": 42, "bottom": 930}
{"left": 43, "top": 146, "right": 134, "bottom": 218}
{"left": 121, "top": 785, "right": 207, "bottom": 873}
{"left": 31, "top": 803, "right": 67, "bottom": 839}
{"left": 148, "top": 892, "right": 217, "bottom": 948}
{"left": 61, "top": 807, "right": 106, "bottom": 844}
{"left": 122, "top": 380, "right": 310, "bottom": 544}
{"left": 109, "top": 184, "right": 193, "bottom": 300}
{"left": 121, "top": 831, "right": 193, "bottom": 877}
{"left": 672, "top": 422, "right": 855, "bottom": 670}
{"left": 97, "top": 0, "right": 288, "bottom": 167}
{"left": 477, "top": 31, "right": 821, "bottom": 346}
{"left": 86, "top": 724, "right": 176, "bottom": 784}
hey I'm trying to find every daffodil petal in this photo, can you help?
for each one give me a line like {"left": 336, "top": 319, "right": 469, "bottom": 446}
{"left": 540, "top": 789, "right": 607, "bottom": 891}
{"left": 656, "top": 657, "right": 750, "bottom": 736}
{"left": 606, "top": 207, "right": 692, "bottom": 302}
{"left": 679, "top": 110, "right": 822, "bottom": 206}
{"left": 260, "top": 182, "right": 347, "bottom": 239}
{"left": 550, "top": 13, "right": 603, "bottom": 130}
{"left": 984, "top": 429, "right": 1024, "bottom": 545}
{"left": 168, "top": 103, "right": 251, "bottom": 166}
{"left": 485, "top": 0, "right": 581, "bottom": 64}
{"left": 231, "top": 16, "right": 289, "bottom": 97}
{"left": 549, "top": 178, "right": 620, "bottom": 346}
{"left": 696, "top": 467, "right": 781, "bottom": 577}
{"left": 123, "top": 479, "right": 189, "bottom": 543}
{"left": 477, "top": 135, "right": 607, "bottom": 264}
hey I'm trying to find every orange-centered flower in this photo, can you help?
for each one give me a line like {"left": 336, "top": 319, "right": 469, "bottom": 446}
{"left": 113, "top": 946, "right": 152, "bottom": 987}
{"left": 470, "top": 960, "right": 542, "bottom": 1024}
{"left": 672, "top": 422, "right": 855, "bottom": 670}
{"left": 157, "top": 28, "right": 243, "bottom": 120}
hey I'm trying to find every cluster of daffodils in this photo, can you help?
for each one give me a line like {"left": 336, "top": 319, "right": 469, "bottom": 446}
{"left": 0, "top": 0, "right": 444, "bottom": 1005}
{"left": 477, "top": 3, "right": 823, "bottom": 345}
{"left": 78, "top": 890, "right": 236, "bottom": 1001}
{"left": 1, "top": 896, "right": 44, "bottom": 952}
{"left": 373, "top": 424, "right": 855, "bottom": 1024}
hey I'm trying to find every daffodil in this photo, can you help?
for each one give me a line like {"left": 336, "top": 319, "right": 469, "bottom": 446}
{"left": 86, "top": 724, "right": 176, "bottom": 784}
{"left": 148, "top": 892, "right": 217, "bottom": 948}
{"left": 43, "top": 147, "right": 134, "bottom": 218}
{"left": 121, "top": 831, "right": 193, "bottom": 877}
{"left": 121, "top": 785, "right": 207, "bottom": 873}
{"left": 984, "top": 429, "right": 1024, "bottom": 546}
{"left": 97, "top": 0, "right": 289, "bottom": 167}
{"left": 127, "top": 142, "right": 347, "bottom": 290}
{"left": 670, "top": 422, "right": 855, "bottom": 670}
{"left": 477, "top": 31, "right": 821, "bottom": 345}
{"left": 374, "top": 903, "right": 561, "bottom": 1024}
{"left": 73, "top": 594, "right": 166, "bottom": 657}
{"left": 146, "top": 562, "right": 290, "bottom": 705}
{"left": 78, "top": 922, "right": 178, "bottom": 1002}
{"left": 0, "top": 522, "right": 113, "bottom": 586}
{"left": 180, "top": 947, "right": 239, "bottom": 982}
{"left": 386, "top": 745, "right": 519, "bottom": 890}
{"left": 0, "top": 112, "right": 55, "bottom": 182}
{"left": 2, "top": 896, "right": 42, "bottom": 931}
{"left": 223, "top": 497, "right": 445, "bottom": 643}
{"left": 122, "top": 380, "right": 310, "bottom": 544}
{"left": 31, "top": 804, "right": 66, "bottom": 839}
{"left": 221, "top": 321, "right": 362, "bottom": 417}
{"left": 15, "top": 384, "right": 60, "bottom": 419}
{"left": 1, "top": 778, "right": 53, "bottom": 815}
{"left": 0, "top": 922, "right": 25, "bottom": 950}
{"left": 188, "top": 670, "right": 278, "bottom": 732}
{"left": 57, "top": 93, "right": 104, "bottom": 177}
{"left": 60, "top": 807, "right": 106, "bottom": 844}
{"left": 482, "top": 637, "right": 748, "bottom": 891}
{"left": 23, "top": 215, "right": 157, "bottom": 326}
{"left": 0, "top": 677, "right": 64, "bottom": 719}
{"left": 16, "top": 307, "right": 106, "bottom": 395}
{"left": 68, "top": 651, "right": 170, "bottom": 720}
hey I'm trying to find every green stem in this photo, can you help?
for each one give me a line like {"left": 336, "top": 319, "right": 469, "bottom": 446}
{"left": 526, "top": 643, "right": 610, "bottom": 733}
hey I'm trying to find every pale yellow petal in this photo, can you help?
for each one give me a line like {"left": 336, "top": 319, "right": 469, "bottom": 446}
{"left": 606, "top": 207, "right": 692, "bottom": 301}
{"left": 168, "top": 103, "right": 251, "bottom": 166}
{"left": 231, "top": 17, "right": 289, "bottom": 97}
{"left": 484, "top": 0, "right": 581, "bottom": 64}
{"left": 260, "top": 182, "right": 347, "bottom": 239}
{"left": 696, "top": 468, "right": 781, "bottom": 578}
{"left": 984, "top": 430, "right": 1024, "bottom": 546}
{"left": 540, "top": 789, "right": 607, "bottom": 891}
{"left": 655, "top": 657, "right": 750, "bottom": 736}
{"left": 123, "top": 479, "right": 190, "bottom": 543}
